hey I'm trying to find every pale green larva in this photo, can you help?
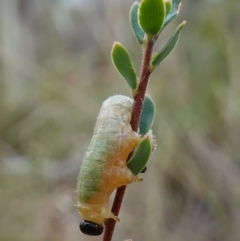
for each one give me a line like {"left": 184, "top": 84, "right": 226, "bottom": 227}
{"left": 76, "top": 95, "right": 142, "bottom": 236}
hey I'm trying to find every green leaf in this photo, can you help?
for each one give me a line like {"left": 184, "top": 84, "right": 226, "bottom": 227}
{"left": 139, "top": 96, "right": 155, "bottom": 136}
{"left": 151, "top": 21, "right": 186, "bottom": 68}
{"left": 163, "top": 0, "right": 183, "bottom": 28}
{"left": 130, "top": 2, "right": 145, "bottom": 45}
{"left": 165, "top": 0, "right": 172, "bottom": 16}
{"left": 138, "top": 0, "right": 166, "bottom": 37}
{"left": 111, "top": 42, "right": 138, "bottom": 90}
{"left": 127, "top": 137, "right": 152, "bottom": 175}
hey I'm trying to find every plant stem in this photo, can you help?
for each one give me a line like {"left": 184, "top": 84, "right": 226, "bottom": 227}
{"left": 102, "top": 38, "right": 156, "bottom": 241}
{"left": 131, "top": 38, "right": 155, "bottom": 132}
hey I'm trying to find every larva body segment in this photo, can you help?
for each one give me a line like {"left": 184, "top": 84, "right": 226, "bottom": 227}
{"left": 77, "top": 95, "right": 142, "bottom": 227}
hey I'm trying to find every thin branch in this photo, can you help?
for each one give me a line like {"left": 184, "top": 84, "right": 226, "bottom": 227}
{"left": 131, "top": 38, "right": 155, "bottom": 132}
{"left": 102, "top": 38, "right": 156, "bottom": 241}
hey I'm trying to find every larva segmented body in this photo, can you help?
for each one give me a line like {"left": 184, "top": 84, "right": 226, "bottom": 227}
{"left": 76, "top": 95, "right": 142, "bottom": 235}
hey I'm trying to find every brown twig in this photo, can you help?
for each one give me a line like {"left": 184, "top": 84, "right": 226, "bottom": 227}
{"left": 102, "top": 38, "right": 156, "bottom": 241}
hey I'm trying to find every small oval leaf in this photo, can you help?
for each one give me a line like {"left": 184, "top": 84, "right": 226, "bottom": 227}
{"left": 165, "top": 0, "right": 172, "bottom": 16}
{"left": 151, "top": 21, "right": 186, "bottom": 68}
{"left": 130, "top": 2, "right": 145, "bottom": 45}
{"left": 163, "top": 0, "right": 183, "bottom": 28}
{"left": 138, "top": 0, "right": 166, "bottom": 37}
{"left": 139, "top": 95, "right": 155, "bottom": 136}
{"left": 127, "top": 137, "right": 152, "bottom": 175}
{"left": 111, "top": 42, "right": 138, "bottom": 90}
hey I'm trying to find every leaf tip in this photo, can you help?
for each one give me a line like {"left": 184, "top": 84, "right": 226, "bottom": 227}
{"left": 178, "top": 21, "right": 187, "bottom": 30}
{"left": 113, "top": 41, "right": 120, "bottom": 47}
{"left": 181, "top": 20, "right": 187, "bottom": 26}
{"left": 132, "top": 1, "right": 139, "bottom": 6}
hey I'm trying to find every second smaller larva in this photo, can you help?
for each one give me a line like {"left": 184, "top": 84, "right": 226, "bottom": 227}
{"left": 76, "top": 95, "right": 148, "bottom": 236}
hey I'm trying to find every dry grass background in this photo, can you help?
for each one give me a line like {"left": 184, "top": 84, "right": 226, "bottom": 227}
{"left": 0, "top": 0, "right": 240, "bottom": 241}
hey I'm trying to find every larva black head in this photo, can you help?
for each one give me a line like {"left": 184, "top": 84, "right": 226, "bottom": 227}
{"left": 79, "top": 220, "right": 104, "bottom": 236}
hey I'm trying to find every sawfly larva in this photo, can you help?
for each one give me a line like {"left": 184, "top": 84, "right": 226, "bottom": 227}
{"left": 76, "top": 95, "right": 142, "bottom": 236}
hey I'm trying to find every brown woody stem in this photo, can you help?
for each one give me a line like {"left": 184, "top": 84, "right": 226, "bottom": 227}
{"left": 102, "top": 37, "right": 156, "bottom": 241}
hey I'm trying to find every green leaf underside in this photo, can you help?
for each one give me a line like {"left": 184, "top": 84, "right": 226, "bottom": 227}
{"left": 111, "top": 42, "right": 137, "bottom": 90}
{"left": 151, "top": 21, "right": 186, "bottom": 67}
{"left": 139, "top": 96, "right": 155, "bottom": 136}
{"left": 138, "top": 0, "right": 166, "bottom": 36}
{"left": 127, "top": 137, "right": 152, "bottom": 175}
{"left": 163, "top": 0, "right": 182, "bottom": 28}
{"left": 130, "top": 2, "right": 145, "bottom": 45}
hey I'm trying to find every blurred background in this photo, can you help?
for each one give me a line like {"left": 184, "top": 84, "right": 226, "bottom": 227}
{"left": 0, "top": 0, "right": 239, "bottom": 240}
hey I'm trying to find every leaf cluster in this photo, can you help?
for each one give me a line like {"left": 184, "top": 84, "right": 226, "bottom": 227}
{"left": 111, "top": 0, "right": 185, "bottom": 175}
